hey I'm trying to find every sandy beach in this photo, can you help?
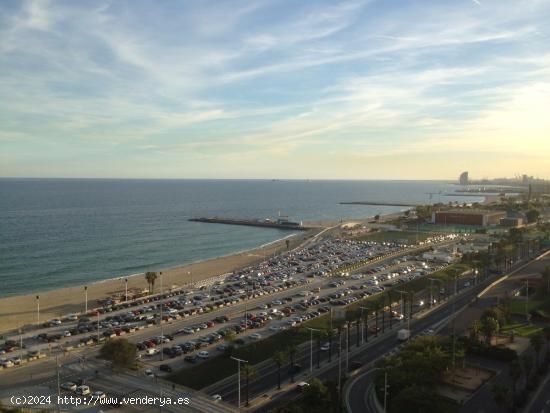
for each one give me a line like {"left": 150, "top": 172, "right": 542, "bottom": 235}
{"left": 0, "top": 228, "right": 321, "bottom": 334}
{"left": 0, "top": 211, "right": 404, "bottom": 334}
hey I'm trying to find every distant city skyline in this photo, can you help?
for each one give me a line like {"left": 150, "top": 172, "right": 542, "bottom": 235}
{"left": 1, "top": 0, "right": 549, "bottom": 179}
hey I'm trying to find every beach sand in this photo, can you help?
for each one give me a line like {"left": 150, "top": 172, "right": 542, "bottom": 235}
{"left": 0, "top": 229, "right": 322, "bottom": 334}
{"left": 0, "top": 212, "right": 404, "bottom": 334}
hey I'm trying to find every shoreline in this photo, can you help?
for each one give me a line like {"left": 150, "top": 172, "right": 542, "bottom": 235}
{"left": 0, "top": 226, "right": 324, "bottom": 333}
{"left": 0, "top": 213, "right": 402, "bottom": 334}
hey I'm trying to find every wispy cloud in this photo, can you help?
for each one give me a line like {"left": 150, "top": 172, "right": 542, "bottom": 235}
{"left": 1, "top": 0, "right": 549, "bottom": 179}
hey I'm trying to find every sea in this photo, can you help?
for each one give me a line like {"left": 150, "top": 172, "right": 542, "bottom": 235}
{"left": 0, "top": 179, "right": 484, "bottom": 298}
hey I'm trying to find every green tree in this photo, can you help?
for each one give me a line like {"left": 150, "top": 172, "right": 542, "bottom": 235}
{"left": 491, "top": 384, "right": 508, "bottom": 411}
{"left": 526, "top": 209, "right": 540, "bottom": 223}
{"left": 145, "top": 271, "right": 158, "bottom": 293}
{"left": 391, "top": 384, "right": 440, "bottom": 413}
{"left": 272, "top": 351, "right": 287, "bottom": 390}
{"left": 99, "top": 338, "right": 136, "bottom": 369}
{"left": 241, "top": 363, "right": 258, "bottom": 407}
{"left": 469, "top": 320, "right": 482, "bottom": 342}
{"left": 481, "top": 317, "right": 499, "bottom": 345}
{"left": 324, "top": 327, "right": 334, "bottom": 362}
{"left": 224, "top": 329, "right": 236, "bottom": 343}
{"left": 287, "top": 344, "right": 297, "bottom": 383}
{"left": 302, "top": 378, "right": 328, "bottom": 408}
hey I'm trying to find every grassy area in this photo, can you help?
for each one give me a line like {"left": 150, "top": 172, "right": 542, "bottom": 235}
{"left": 507, "top": 299, "right": 545, "bottom": 316}
{"left": 354, "top": 230, "right": 434, "bottom": 244}
{"left": 167, "top": 263, "right": 471, "bottom": 389}
{"left": 500, "top": 322, "right": 543, "bottom": 337}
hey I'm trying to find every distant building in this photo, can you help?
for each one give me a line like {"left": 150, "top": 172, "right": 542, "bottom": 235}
{"left": 500, "top": 217, "right": 524, "bottom": 227}
{"left": 432, "top": 209, "right": 506, "bottom": 226}
{"left": 500, "top": 211, "right": 526, "bottom": 227}
{"left": 459, "top": 171, "right": 469, "bottom": 185}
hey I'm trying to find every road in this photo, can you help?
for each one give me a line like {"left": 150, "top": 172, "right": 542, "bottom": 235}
{"left": 344, "top": 249, "right": 550, "bottom": 413}
{"left": 211, "top": 270, "right": 487, "bottom": 409}
{"left": 526, "top": 372, "right": 550, "bottom": 413}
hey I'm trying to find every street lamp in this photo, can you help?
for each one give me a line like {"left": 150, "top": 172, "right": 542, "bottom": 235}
{"left": 231, "top": 356, "right": 248, "bottom": 409}
{"left": 160, "top": 271, "right": 164, "bottom": 361}
{"left": 125, "top": 278, "right": 128, "bottom": 302}
{"left": 427, "top": 278, "right": 438, "bottom": 308}
{"left": 36, "top": 295, "right": 40, "bottom": 327}
{"left": 360, "top": 306, "right": 369, "bottom": 343}
{"left": 84, "top": 286, "right": 88, "bottom": 314}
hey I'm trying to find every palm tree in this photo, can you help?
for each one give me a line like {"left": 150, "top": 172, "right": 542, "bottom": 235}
{"left": 324, "top": 327, "right": 334, "bottom": 362}
{"left": 387, "top": 291, "right": 393, "bottom": 329}
{"left": 509, "top": 359, "right": 522, "bottom": 408}
{"left": 481, "top": 317, "right": 499, "bottom": 345}
{"left": 380, "top": 297, "right": 386, "bottom": 334}
{"left": 469, "top": 320, "right": 482, "bottom": 342}
{"left": 491, "top": 384, "right": 508, "bottom": 411}
{"left": 287, "top": 344, "right": 297, "bottom": 383}
{"left": 145, "top": 271, "right": 157, "bottom": 293}
{"left": 272, "top": 351, "right": 287, "bottom": 390}
{"left": 241, "top": 363, "right": 257, "bottom": 407}
{"left": 374, "top": 301, "right": 380, "bottom": 337}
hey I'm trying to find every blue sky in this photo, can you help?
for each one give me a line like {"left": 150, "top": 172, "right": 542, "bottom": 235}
{"left": 1, "top": 0, "right": 549, "bottom": 179}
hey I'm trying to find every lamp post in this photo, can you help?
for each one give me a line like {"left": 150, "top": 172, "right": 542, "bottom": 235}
{"left": 19, "top": 327, "right": 23, "bottom": 353}
{"left": 160, "top": 271, "right": 164, "bottom": 361}
{"left": 125, "top": 278, "right": 128, "bottom": 302}
{"left": 427, "top": 278, "right": 437, "bottom": 308}
{"left": 307, "top": 327, "right": 320, "bottom": 373}
{"left": 360, "top": 306, "right": 369, "bottom": 343}
{"left": 231, "top": 356, "right": 248, "bottom": 409}
{"left": 84, "top": 286, "right": 88, "bottom": 314}
{"left": 36, "top": 295, "right": 40, "bottom": 327}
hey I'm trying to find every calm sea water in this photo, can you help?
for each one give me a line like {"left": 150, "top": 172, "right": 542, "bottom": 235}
{"left": 0, "top": 179, "right": 482, "bottom": 297}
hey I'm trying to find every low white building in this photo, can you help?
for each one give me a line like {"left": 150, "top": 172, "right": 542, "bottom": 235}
{"left": 422, "top": 250, "right": 461, "bottom": 263}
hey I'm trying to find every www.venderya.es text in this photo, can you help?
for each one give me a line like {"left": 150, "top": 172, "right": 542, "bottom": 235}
{"left": 11, "top": 395, "right": 191, "bottom": 408}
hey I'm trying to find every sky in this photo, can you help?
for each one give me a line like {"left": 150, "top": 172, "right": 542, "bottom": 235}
{"left": 1, "top": 0, "right": 549, "bottom": 180}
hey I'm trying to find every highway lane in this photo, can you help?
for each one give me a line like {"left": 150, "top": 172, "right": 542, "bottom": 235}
{"left": 526, "top": 372, "right": 550, "bottom": 413}
{"left": 346, "top": 369, "right": 379, "bottom": 413}
{"left": 208, "top": 274, "right": 487, "bottom": 407}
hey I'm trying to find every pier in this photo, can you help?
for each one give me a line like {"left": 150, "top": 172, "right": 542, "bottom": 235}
{"left": 189, "top": 217, "right": 310, "bottom": 230}
{"left": 339, "top": 201, "right": 417, "bottom": 207}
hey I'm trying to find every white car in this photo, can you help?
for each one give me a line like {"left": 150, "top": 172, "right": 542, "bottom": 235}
{"left": 269, "top": 325, "right": 281, "bottom": 332}
{"left": 249, "top": 333, "right": 262, "bottom": 340}
{"left": 198, "top": 351, "right": 209, "bottom": 359}
{"left": 212, "top": 394, "right": 222, "bottom": 402}
{"left": 320, "top": 343, "right": 330, "bottom": 351}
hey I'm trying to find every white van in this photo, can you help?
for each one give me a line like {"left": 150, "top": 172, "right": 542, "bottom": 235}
{"left": 75, "top": 385, "right": 90, "bottom": 396}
